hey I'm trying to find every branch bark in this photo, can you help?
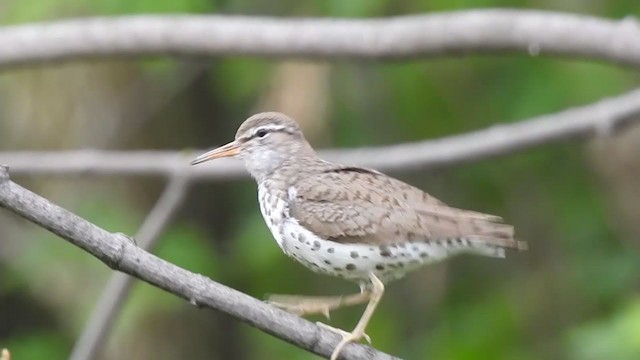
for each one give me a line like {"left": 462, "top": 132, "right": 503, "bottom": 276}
{"left": 69, "top": 175, "right": 190, "bottom": 360}
{"left": 0, "top": 10, "right": 639, "bottom": 68}
{"left": 2, "top": 87, "right": 639, "bottom": 179}
{"left": 0, "top": 166, "right": 399, "bottom": 360}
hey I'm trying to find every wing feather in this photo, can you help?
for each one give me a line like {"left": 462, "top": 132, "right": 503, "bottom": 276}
{"left": 289, "top": 166, "right": 524, "bottom": 250}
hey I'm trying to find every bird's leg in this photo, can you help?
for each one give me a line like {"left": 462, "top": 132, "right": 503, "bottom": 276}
{"left": 322, "top": 273, "right": 385, "bottom": 360}
{"left": 266, "top": 292, "right": 371, "bottom": 318}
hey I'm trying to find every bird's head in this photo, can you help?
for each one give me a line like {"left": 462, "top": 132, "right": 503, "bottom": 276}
{"left": 191, "top": 112, "right": 313, "bottom": 181}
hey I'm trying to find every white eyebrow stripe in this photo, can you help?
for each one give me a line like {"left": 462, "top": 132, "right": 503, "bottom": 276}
{"left": 238, "top": 124, "right": 292, "bottom": 142}
{"left": 254, "top": 125, "right": 288, "bottom": 134}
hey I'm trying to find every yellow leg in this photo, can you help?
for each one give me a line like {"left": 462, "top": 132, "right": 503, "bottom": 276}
{"left": 325, "top": 273, "right": 385, "bottom": 360}
{"left": 267, "top": 292, "right": 371, "bottom": 318}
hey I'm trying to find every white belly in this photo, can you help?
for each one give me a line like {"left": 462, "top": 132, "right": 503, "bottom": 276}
{"left": 257, "top": 183, "right": 459, "bottom": 285}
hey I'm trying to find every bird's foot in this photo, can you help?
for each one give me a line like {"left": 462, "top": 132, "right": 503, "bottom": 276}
{"left": 317, "top": 322, "right": 372, "bottom": 360}
{"left": 266, "top": 294, "right": 346, "bottom": 318}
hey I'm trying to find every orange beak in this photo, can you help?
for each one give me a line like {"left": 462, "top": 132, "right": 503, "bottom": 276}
{"left": 191, "top": 140, "right": 241, "bottom": 165}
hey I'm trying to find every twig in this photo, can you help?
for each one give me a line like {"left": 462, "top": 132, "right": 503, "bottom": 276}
{"left": 2, "top": 87, "right": 640, "bottom": 178}
{"left": 0, "top": 10, "right": 639, "bottom": 68}
{"left": 69, "top": 175, "right": 190, "bottom": 360}
{"left": 0, "top": 166, "right": 399, "bottom": 360}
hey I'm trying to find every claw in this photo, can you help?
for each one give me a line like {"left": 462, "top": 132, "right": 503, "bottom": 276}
{"left": 363, "top": 333, "right": 372, "bottom": 344}
{"left": 322, "top": 307, "right": 331, "bottom": 320}
{"left": 317, "top": 322, "right": 372, "bottom": 360}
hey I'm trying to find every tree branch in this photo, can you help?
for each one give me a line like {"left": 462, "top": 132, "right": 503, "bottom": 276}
{"left": 2, "top": 87, "right": 639, "bottom": 178}
{"left": 69, "top": 175, "right": 190, "bottom": 360}
{"left": 0, "top": 166, "right": 399, "bottom": 360}
{"left": 0, "top": 10, "right": 639, "bottom": 68}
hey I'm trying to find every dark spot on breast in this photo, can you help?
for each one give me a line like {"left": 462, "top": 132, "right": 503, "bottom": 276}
{"left": 324, "top": 260, "right": 331, "bottom": 265}
{"left": 346, "top": 264, "right": 356, "bottom": 270}
{"left": 350, "top": 251, "right": 359, "bottom": 259}
{"left": 375, "top": 264, "right": 385, "bottom": 270}
{"left": 420, "top": 252, "right": 428, "bottom": 258}
{"left": 298, "top": 234, "right": 306, "bottom": 242}
{"left": 379, "top": 245, "right": 392, "bottom": 257}
{"left": 312, "top": 240, "right": 321, "bottom": 250}
{"left": 327, "top": 247, "right": 335, "bottom": 253}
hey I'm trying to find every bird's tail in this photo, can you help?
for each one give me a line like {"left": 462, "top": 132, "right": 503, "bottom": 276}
{"left": 434, "top": 235, "right": 526, "bottom": 259}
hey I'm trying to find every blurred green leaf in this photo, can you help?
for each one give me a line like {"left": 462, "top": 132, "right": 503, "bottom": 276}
{"left": 3, "top": 332, "right": 67, "bottom": 360}
{"left": 567, "top": 299, "right": 640, "bottom": 360}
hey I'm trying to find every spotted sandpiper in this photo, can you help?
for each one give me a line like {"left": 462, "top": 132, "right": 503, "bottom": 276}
{"left": 191, "top": 112, "right": 526, "bottom": 360}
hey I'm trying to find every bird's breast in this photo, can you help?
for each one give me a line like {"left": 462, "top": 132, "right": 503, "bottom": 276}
{"left": 257, "top": 183, "right": 290, "bottom": 251}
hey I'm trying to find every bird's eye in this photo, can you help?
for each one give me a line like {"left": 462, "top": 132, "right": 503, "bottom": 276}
{"left": 256, "top": 129, "right": 268, "bottom": 138}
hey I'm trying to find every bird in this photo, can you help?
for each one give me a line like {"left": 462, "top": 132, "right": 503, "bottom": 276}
{"left": 191, "top": 112, "right": 526, "bottom": 360}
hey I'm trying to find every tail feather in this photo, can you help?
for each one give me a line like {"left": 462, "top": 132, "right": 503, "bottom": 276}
{"left": 469, "top": 235, "right": 528, "bottom": 251}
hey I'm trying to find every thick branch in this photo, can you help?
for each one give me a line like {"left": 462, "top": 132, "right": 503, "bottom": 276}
{"left": 0, "top": 10, "right": 639, "bottom": 68}
{"left": 2, "top": 88, "right": 640, "bottom": 178}
{"left": 70, "top": 175, "right": 190, "bottom": 360}
{"left": 0, "top": 167, "right": 398, "bottom": 360}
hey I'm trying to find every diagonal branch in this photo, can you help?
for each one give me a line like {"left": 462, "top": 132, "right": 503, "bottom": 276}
{"left": 70, "top": 175, "right": 190, "bottom": 360}
{"left": 0, "top": 166, "right": 399, "bottom": 360}
{"left": 1, "top": 10, "right": 639, "bottom": 68}
{"left": 2, "top": 87, "right": 640, "bottom": 178}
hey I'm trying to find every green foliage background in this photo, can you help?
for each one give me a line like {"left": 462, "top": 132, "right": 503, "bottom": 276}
{"left": 1, "top": 1, "right": 639, "bottom": 359}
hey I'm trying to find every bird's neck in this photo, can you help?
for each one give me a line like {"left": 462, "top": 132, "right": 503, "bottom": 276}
{"left": 247, "top": 149, "right": 314, "bottom": 183}
{"left": 254, "top": 153, "right": 325, "bottom": 186}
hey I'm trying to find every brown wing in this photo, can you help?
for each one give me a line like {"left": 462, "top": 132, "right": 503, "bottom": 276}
{"left": 289, "top": 166, "right": 525, "bottom": 250}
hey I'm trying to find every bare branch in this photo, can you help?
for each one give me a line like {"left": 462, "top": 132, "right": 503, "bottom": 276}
{"left": 0, "top": 166, "right": 399, "bottom": 360}
{"left": 2, "top": 88, "right": 640, "bottom": 178}
{"left": 70, "top": 175, "right": 190, "bottom": 360}
{"left": 0, "top": 10, "right": 639, "bottom": 68}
